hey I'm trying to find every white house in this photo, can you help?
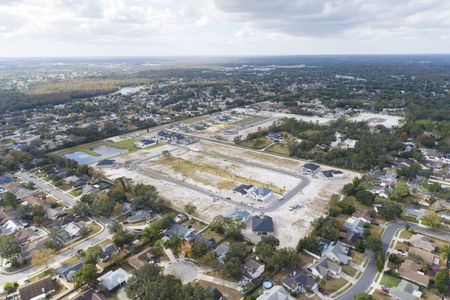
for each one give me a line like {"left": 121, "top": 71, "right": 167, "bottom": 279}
{"left": 247, "top": 186, "right": 273, "bottom": 202}
{"left": 1, "top": 219, "right": 27, "bottom": 234}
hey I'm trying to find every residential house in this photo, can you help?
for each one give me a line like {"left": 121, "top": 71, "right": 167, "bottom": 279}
{"left": 267, "top": 132, "right": 284, "bottom": 143}
{"left": 127, "top": 210, "right": 152, "bottom": 223}
{"left": 213, "top": 242, "right": 230, "bottom": 262}
{"left": 72, "top": 288, "right": 108, "bottom": 300}
{"left": 351, "top": 210, "right": 373, "bottom": 223}
{"left": 61, "top": 222, "right": 81, "bottom": 239}
{"left": 14, "top": 188, "right": 35, "bottom": 200}
{"left": 128, "top": 248, "right": 156, "bottom": 269}
{"left": 398, "top": 260, "right": 430, "bottom": 286}
{"left": 23, "top": 195, "right": 42, "bottom": 206}
{"left": 190, "top": 233, "right": 215, "bottom": 248}
{"left": 18, "top": 276, "right": 56, "bottom": 300}
{"left": 409, "top": 247, "right": 440, "bottom": 265}
{"left": 15, "top": 228, "right": 39, "bottom": 245}
{"left": 233, "top": 184, "right": 254, "bottom": 196}
{"left": 56, "top": 260, "right": 83, "bottom": 282}
{"left": 409, "top": 234, "right": 435, "bottom": 252}
{"left": 342, "top": 217, "right": 367, "bottom": 234}
{"left": 1, "top": 219, "right": 27, "bottom": 234}
{"left": 248, "top": 186, "right": 273, "bottom": 202}
{"left": 134, "top": 139, "right": 157, "bottom": 149}
{"left": 100, "top": 243, "right": 118, "bottom": 262}
{"left": 283, "top": 271, "right": 317, "bottom": 293}
{"left": 98, "top": 268, "right": 130, "bottom": 291}
{"left": 302, "top": 163, "right": 320, "bottom": 174}
{"left": 257, "top": 285, "right": 295, "bottom": 300}
{"left": 389, "top": 279, "right": 422, "bottom": 300}
{"left": 164, "top": 223, "right": 195, "bottom": 240}
{"left": 243, "top": 259, "right": 265, "bottom": 280}
{"left": 322, "top": 170, "right": 344, "bottom": 179}
{"left": 46, "top": 207, "right": 68, "bottom": 220}
{"left": 96, "top": 159, "right": 116, "bottom": 168}
{"left": 224, "top": 208, "right": 250, "bottom": 222}
{"left": 0, "top": 210, "right": 11, "bottom": 225}
{"left": 405, "top": 206, "right": 428, "bottom": 221}
{"left": 309, "top": 257, "right": 342, "bottom": 279}
{"left": 206, "top": 287, "right": 224, "bottom": 300}
{"left": 252, "top": 215, "right": 274, "bottom": 235}
{"left": 323, "top": 241, "right": 351, "bottom": 265}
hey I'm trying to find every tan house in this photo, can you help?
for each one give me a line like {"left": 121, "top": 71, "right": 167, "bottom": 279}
{"left": 409, "top": 234, "right": 435, "bottom": 252}
{"left": 409, "top": 247, "right": 441, "bottom": 265}
{"left": 127, "top": 248, "right": 155, "bottom": 269}
{"left": 398, "top": 260, "right": 430, "bottom": 287}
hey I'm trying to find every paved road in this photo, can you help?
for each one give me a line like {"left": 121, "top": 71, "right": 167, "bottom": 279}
{"left": 16, "top": 171, "right": 77, "bottom": 207}
{"left": 337, "top": 222, "right": 450, "bottom": 300}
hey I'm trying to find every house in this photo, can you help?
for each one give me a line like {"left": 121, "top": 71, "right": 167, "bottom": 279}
{"left": 82, "top": 184, "right": 96, "bottom": 194}
{"left": 303, "top": 163, "right": 320, "bottom": 174}
{"left": 342, "top": 217, "right": 367, "bottom": 234}
{"left": 15, "top": 228, "right": 39, "bottom": 245}
{"left": 409, "top": 247, "right": 440, "bottom": 265}
{"left": 267, "top": 132, "right": 284, "bottom": 143}
{"left": 72, "top": 288, "right": 108, "bottom": 300}
{"left": 18, "top": 276, "right": 56, "bottom": 300}
{"left": 257, "top": 285, "right": 295, "bottom": 300}
{"left": 93, "top": 181, "right": 111, "bottom": 190}
{"left": 398, "top": 260, "right": 430, "bottom": 286}
{"left": 96, "top": 159, "right": 116, "bottom": 168}
{"left": 206, "top": 287, "right": 224, "bottom": 300}
{"left": 248, "top": 186, "right": 273, "bottom": 202}
{"left": 409, "top": 234, "right": 435, "bottom": 252}
{"left": 351, "top": 210, "right": 373, "bottom": 223}
{"left": 340, "top": 231, "right": 361, "bottom": 245}
{"left": 213, "top": 242, "right": 230, "bottom": 262}
{"left": 14, "top": 188, "right": 35, "bottom": 200}
{"left": 164, "top": 223, "right": 195, "bottom": 240}
{"left": 46, "top": 207, "right": 68, "bottom": 220}
{"left": 233, "top": 184, "right": 254, "bottom": 196}
{"left": 322, "top": 170, "right": 344, "bottom": 179}
{"left": 1, "top": 219, "right": 27, "bottom": 234}
{"left": 61, "top": 222, "right": 81, "bottom": 239}
{"left": 390, "top": 279, "right": 422, "bottom": 300}
{"left": 127, "top": 210, "right": 152, "bottom": 223}
{"left": 0, "top": 210, "right": 11, "bottom": 225}
{"left": 98, "top": 268, "right": 130, "bottom": 291}
{"left": 224, "top": 208, "right": 250, "bottom": 222}
{"left": 405, "top": 206, "right": 428, "bottom": 220}
{"left": 134, "top": 139, "right": 157, "bottom": 149}
{"left": 0, "top": 174, "right": 14, "bottom": 185}
{"left": 100, "top": 243, "right": 118, "bottom": 262}
{"left": 243, "top": 259, "right": 265, "bottom": 280}
{"left": 323, "top": 241, "right": 351, "bottom": 265}
{"left": 309, "top": 257, "right": 342, "bottom": 279}
{"left": 283, "top": 271, "right": 317, "bottom": 293}
{"left": 23, "top": 195, "right": 42, "bottom": 206}
{"left": 190, "top": 233, "right": 215, "bottom": 248}
{"left": 56, "top": 260, "right": 83, "bottom": 282}
{"left": 127, "top": 247, "right": 156, "bottom": 269}
{"left": 252, "top": 215, "right": 274, "bottom": 235}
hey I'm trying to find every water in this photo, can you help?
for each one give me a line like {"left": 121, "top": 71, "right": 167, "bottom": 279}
{"left": 64, "top": 145, "right": 128, "bottom": 164}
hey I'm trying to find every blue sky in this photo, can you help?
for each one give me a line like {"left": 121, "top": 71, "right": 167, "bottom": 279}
{"left": 0, "top": 0, "right": 449, "bottom": 57}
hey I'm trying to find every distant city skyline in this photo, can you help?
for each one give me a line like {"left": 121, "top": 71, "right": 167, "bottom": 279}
{"left": 1, "top": 0, "right": 449, "bottom": 57}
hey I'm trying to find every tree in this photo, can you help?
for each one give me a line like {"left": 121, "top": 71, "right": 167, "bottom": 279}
{"left": 268, "top": 248, "right": 299, "bottom": 271}
{"left": 422, "top": 212, "right": 442, "bottom": 228}
{"left": 390, "top": 181, "right": 410, "bottom": 201}
{"left": 354, "top": 293, "right": 374, "bottom": 300}
{"left": 297, "top": 235, "right": 318, "bottom": 253}
{"left": 223, "top": 257, "right": 243, "bottom": 281}
{"left": 164, "top": 236, "right": 182, "bottom": 254}
{"left": 132, "top": 184, "right": 167, "bottom": 212}
{"left": 83, "top": 246, "right": 103, "bottom": 265}
{"left": 1, "top": 192, "right": 19, "bottom": 208}
{"left": 108, "top": 221, "right": 123, "bottom": 234}
{"left": 435, "top": 270, "right": 449, "bottom": 294}
{"left": 31, "top": 249, "right": 55, "bottom": 267}
{"left": 74, "top": 263, "right": 98, "bottom": 288}
{"left": 184, "top": 203, "right": 196, "bottom": 215}
{"left": 376, "top": 250, "right": 385, "bottom": 272}
{"left": 112, "top": 227, "right": 134, "bottom": 248}
{"left": 342, "top": 183, "right": 356, "bottom": 196}
{"left": 16, "top": 204, "right": 34, "bottom": 221}
{"left": 191, "top": 242, "right": 208, "bottom": 259}
{"left": 0, "top": 235, "right": 21, "bottom": 259}
{"left": 354, "top": 190, "right": 375, "bottom": 206}
{"left": 378, "top": 201, "right": 402, "bottom": 221}
{"left": 142, "top": 221, "right": 162, "bottom": 246}
{"left": 255, "top": 236, "right": 280, "bottom": 260}
{"left": 366, "top": 236, "right": 382, "bottom": 252}
{"left": 73, "top": 201, "right": 90, "bottom": 217}
{"left": 3, "top": 282, "right": 18, "bottom": 294}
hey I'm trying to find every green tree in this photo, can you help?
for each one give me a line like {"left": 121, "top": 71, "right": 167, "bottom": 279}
{"left": 223, "top": 257, "right": 243, "bottom": 281}
{"left": 354, "top": 190, "right": 375, "bottom": 206}
{"left": 378, "top": 201, "right": 402, "bottom": 221}
{"left": 435, "top": 270, "right": 449, "bottom": 294}
{"left": 191, "top": 242, "right": 208, "bottom": 259}
{"left": 376, "top": 251, "right": 385, "bottom": 272}
{"left": 3, "top": 282, "right": 18, "bottom": 294}
{"left": 74, "top": 263, "right": 98, "bottom": 288}
{"left": 142, "top": 221, "right": 162, "bottom": 246}
{"left": 0, "top": 235, "right": 21, "bottom": 259}
{"left": 366, "top": 236, "right": 382, "bottom": 252}
{"left": 353, "top": 293, "right": 374, "bottom": 300}
{"left": 83, "top": 245, "right": 103, "bottom": 264}
{"left": 73, "top": 201, "right": 90, "bottom": 217}
{"left": 184, "top": 203, "right": 196, "bottom": 215}
{"left": 422, "top": 212, "right": 442, "bottom": 228}
{"left": 390, "top": 181, "right": 410, "bottom": 201}
{"left": 1, "top": 192, "right": 20, "bottom": 208}
{"left": 297, "top": 235, "right": 318, "bottom": 253}
{"left": 255, "top": 236, "right": 279, "bottom": 260}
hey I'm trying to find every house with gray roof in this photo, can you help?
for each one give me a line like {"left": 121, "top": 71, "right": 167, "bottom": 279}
{"left": 213, "top": 242, "right": 230, "bottom": 262}
{"left": 98, "top": 268, "right": 130, "bottom": 291}
{"left": 257, "top": 285, "right": 295, "bottom": 300}
{"left": 243, "top": 258, "right": 265, "bottom": 280}
{"left": 248, "top": 186, "right": 273, "bottom": 202}
{"left": 309, "top": 257, "right": 342, "bottom": 279}
{"left": 127, "top": 210, "right": 151, "bottom": 223}
{"left": 323, "top": 241, "right": 351, "bottom": 265}
{"left": 224, "top": 208, "right": 250, "bottom": 222}
{"left": 252, "top": 215, "right": 274, "bottom": 235}
{"left": 390, "top": 279, "right": 422, "bottom": 300}
{"left": 56, "top": 259, "right": 83, "bottom": 282}
{"left": 283, "top": 271, "right": 317, "bottom": 293}
{"left": 164, "top": 223, "right": 195, "bottom": 240}
{"left": 19, "top": 276, "right": 56, "bottom": 300}
{"left": 342, "top": 216, "right": 367, "bottom": 234}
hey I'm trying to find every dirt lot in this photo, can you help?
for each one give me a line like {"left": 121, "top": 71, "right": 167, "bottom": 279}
{"left": 97, "top": 139, "right": 357, "bottom": 248}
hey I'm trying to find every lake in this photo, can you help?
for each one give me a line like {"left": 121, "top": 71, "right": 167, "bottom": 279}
{"left": 64, "top": 145, "right": 128, "bottom": 164}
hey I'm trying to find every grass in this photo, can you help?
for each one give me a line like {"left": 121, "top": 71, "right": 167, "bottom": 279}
{"left": 350, "top": 250, "right": 363, "bottom": 265}
{"left": 320, "top": 277, "right": 348, "bottom": 294}
{"left": 372, "top": 290, "right": 394, "bottom": 300}
{"left": 157, "top": 157, "right": 286, "bottom": 194}
{"left": 298, "top": 252, "right": 315, "bottom": 267}
{"left": 398, "top": 229, "right": 412, "bottom": 239}
{"left": 69, "top": 188, "right": 82, "bottom": 197}
{"left": 196, "top": 280, "right": 242, "bottom": 300}
{"left": 239, "top": 137, "right": 272, "bottom": 149}
{"left": 380, "top": 274, "right": 401, "bottom": 288}
{"left": 61, "top": 255, "right": 80, "bottom": 266}
{"left": 342, "top": 265, "right": 358, "bottom": 277}
{"left": 27, "top": 269, "right": 56, "bottom": 282}
{"left": 266, "top": 143, "right": 290, "bottom": 155}
{"left": 89, "top": 222, "right": 102, "bottom": 235}
{"left": 110, "top": 138, "right": 140, "bottom": 151}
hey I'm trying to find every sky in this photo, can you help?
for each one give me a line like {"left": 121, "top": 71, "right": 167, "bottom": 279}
{"left": 0, "top": 0, "right": 449, "bottom": 57}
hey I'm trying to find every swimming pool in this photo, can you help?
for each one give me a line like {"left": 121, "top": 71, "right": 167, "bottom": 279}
{"left": 64, "top": 145, "right": 128, "bottom": 164}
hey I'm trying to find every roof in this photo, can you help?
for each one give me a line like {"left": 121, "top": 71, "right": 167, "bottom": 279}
{"left": 390, "top": 280, "right": 422, "bottom": 300}
{"left": 244, "top": 259, "right": 264, "bottom": 274}
{"left": 323, "top": 241, "right": 350, "bottom": 264}
{"left": 206, "top": 287, "right": 223, "bottom": 300}
{"left": 303, "top": 163, "right": 320, "bottom": 171}
{"left": 224, "top": 209, "right": 250, "bottom": 221}
{"left": 322, "top": 170, "right": 343, "bottom": 178}
{"left": 342, "top": 217, "right": 366, "bottom": 233}
{"left": 190, "top": 233, "right": 214, "bottom": 248}
{"left": 352, "top": 210, "right": 373, "bottom": 222}
{"left": 409, "top": 247, "right": 440, "bottom": 265}
{"left": 257, "top": 285, "right": 295, "bottom": 300}
{"left": 19, "top": 276, "right": 56, "bottom": 300}
{"left": 128, "top": 247, "right": 155, "bottom": 269}
{"left": 73, "top": 288, "right": 108, "bottom": 300}
{"left": 15, "top": 228, "right": 38, "bottom": 245}
{"left": 213, "top": 242, "right": 230, "bottom": 260}
{"left": 56, "top": 260, "right": 83, "bottom": 281}
{"left": 98, "top": 268, "right": 130, "bottom": 291}
{"left": 164, "top": 223, "right": 193, "bottom": 239}
{"left": 127, "top": 210, "right": 151, "bottom": 223}
{"left": 252, "top": 215, "right": 274, "bottom": 233}
{"left": 253, "top": 187, "right": 273, "bottom": 197}
{"left": 283, "top": 272, "right": 316, "bottom": 290}
{"left": 233, "top": 184, "right": 254, "bottom": 195}
{"left": 409, "top": 234, "right": 435, "bottom": 252}
{"left": 398, "top": 260, "right": 430, "bottom": 286}
{"left": 310, "top": 257, "right": 341, "bottom": 277}
{"left": 97, "top": 159, "right": 115, "bottom": 166}
{"left": 1, "top": 219, "right": 27, "bottom": 234}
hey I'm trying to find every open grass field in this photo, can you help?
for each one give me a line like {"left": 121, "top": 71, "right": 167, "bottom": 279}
{"left": 157, "top": 156, "right": 285, "bottom": 194}
{"left": 239, "top": 136, "right": 272, "bottom": 149}
{"left": 266, "top": 143, "right": 290, "bottom": 155}
{"left": 27, "top": 269, "right": 56, "bottom": 282}
{"left": 319, "top": 277, "right": 348, "bottom": 294}
{"left": 380, "top": 274, "right": 401, "bottom": 288}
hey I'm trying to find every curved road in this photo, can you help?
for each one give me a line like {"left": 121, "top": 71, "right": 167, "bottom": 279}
{"left": 337, "top": 222, "right": 450, "bottom": 300}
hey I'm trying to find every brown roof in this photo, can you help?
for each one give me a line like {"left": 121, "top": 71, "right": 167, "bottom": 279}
{"left": 0, "top": 210, "right": 11, "bottom": 225}
{"left": 352, "top": 210, "right": 373, "bottom": 222}
{"left": 15, "top": 228, "right": 38, "bottom": 245}
{"left": 127, "top": 247, "right": 154, "bottom": 269}
{"left": 409, "top": 247, "right": 440, "bottom": 265}
{"left": 73, "top": 288, "right": 108, "bottom": 300}
{"left": 23, "top": 195, "right": 42, "bottom": 206}
{"left": 19, "top": 276, "right": 56, "bottom": 300}
{"left": 398, "top": 260, "right": 430, "bottom": 286}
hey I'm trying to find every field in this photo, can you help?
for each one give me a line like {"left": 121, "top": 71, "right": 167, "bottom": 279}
{"left": 55, "top": 137, "right": 142, "bottom": 156}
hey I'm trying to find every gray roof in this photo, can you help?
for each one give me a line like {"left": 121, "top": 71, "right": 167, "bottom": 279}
{"left": 252, "top": 215, "right": 274, "bottom": 233}
{"left": 19, "top": 276, "right": 55, "bottom": 300}
{"left": 303, "top": 163, "right": 320, "bottom": 171}
{"left": 127, "top": 210, "right": 151, "bottom": 223}
{"left": 257, "top": 285, "right": 295, "bottom": 300}
{"left": 213, "top": 242, "right": 230, "bottom": 261}
{"left": 390, "top": 279, "right": 421, "bottom": 300}
{"left": 310, "top": 257, "right": 341, "bottom": 277}
{"left": 283, "top": 272, "right": 316, "bottom": 290}
{"left": 323, "top": 241, "right": 350, "bottom": 264}
{"left": 98, "top": 268, "right": 130, "bottom": 291}
{"left": 164, "top": 223, "right": 193, "bottom": 239}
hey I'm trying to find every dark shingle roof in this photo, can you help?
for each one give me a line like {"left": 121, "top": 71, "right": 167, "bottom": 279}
{"left": 19, "top": 276, "right": 55, "bottom": 300}
{"left": 303, "top": 163, "right": 320, "bottom": 171}
{"left": 252, "top": 215, "right": 274, "bottom": 233}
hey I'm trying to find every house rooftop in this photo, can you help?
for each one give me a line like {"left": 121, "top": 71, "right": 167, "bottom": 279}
{"left": 19, "top": 276, "right": 55, "bottom": 300}
{"left": 303, "top": 163, "right": 320, "bottom": 171}
{"left": 390, "top": 279, "right": 422, "bottom": 300}
{"left": 98, "top": 268, "right": 130, "bottom": 291}
{"left": 252, "top": 215, "right": 274, "bottom": 233}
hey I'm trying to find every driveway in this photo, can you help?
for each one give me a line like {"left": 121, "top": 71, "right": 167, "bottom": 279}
{"left": 337, "top": 222, "right": 450, "bottom": 300}
{"left": 164, "top": 261, "right": 198, "bottom": 284}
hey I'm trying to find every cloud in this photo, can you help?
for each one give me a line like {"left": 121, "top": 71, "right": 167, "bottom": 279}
{"left": 212, "top": 0, "right": 450, "bottom": 39}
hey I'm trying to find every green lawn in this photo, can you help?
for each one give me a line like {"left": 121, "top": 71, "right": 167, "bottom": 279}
{"left": 380, "top": 274, "right": 401, "bottom": 288}
{"left": 27, "top": 269, "right": 56, "bottom": 282}
{"left": 342, "top": 265, "right": 358, "bottom": 277}
{"left": 239, "top": 137, "right": 272, "bottom": 149}
{"left": 266, "top": 143, "right": 290, "bottom": 155}
{"left": 109, "top": 138, "right": 140, "bottom": 151}
{"left": 320, "top": 277, "right": 348, "bottom": 294}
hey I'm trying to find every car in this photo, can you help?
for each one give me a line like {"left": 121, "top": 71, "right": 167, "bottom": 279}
{"left": 226, "top": 197, "right": 231, "bottom": 200}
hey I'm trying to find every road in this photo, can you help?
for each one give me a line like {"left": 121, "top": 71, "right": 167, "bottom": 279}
{"left": 337, "top": 222, "right": 450, "bottom": 300}
{"left": 16, "top": 171, "right": 77, "bottom": 207}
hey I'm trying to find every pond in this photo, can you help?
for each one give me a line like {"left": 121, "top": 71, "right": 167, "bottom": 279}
{"left": 64, "top": 145, "right": 128, "bottom": 164}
